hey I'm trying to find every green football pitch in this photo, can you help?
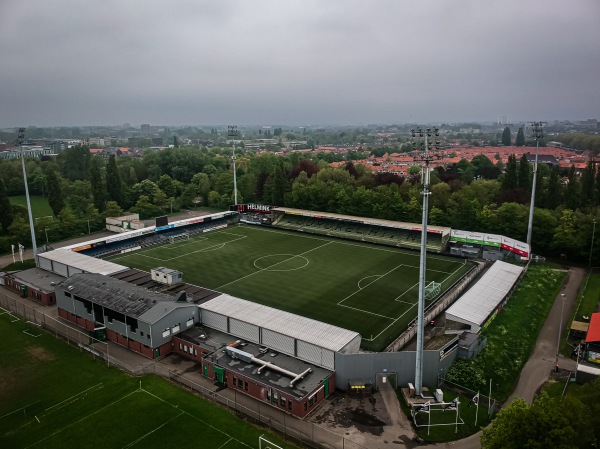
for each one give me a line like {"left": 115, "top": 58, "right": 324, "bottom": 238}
{"left": 0, "top": 312, "right": 287, "bottom": 449}
{"left": 109, "top": 225, "right": 473, "bottom": 351}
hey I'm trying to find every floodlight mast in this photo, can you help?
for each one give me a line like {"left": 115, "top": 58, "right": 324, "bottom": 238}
{"left": 18, "top": 128, "right": 39, "bottom": 264}
{"left": 526, "top": 121, "right": 546, "bottom": 253}
{"left": 228, "top": 125, "right": 239, "bottom": 206}
{"left": 412, "top": 127, "right": 441, "bottom": 396}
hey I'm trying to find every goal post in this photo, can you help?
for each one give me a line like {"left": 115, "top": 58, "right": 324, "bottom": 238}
{"left": 425, "top": 281, "right": 441, "bottom": 300}
{"left": 258, "top": 435, "right": 284, "bottom": 449}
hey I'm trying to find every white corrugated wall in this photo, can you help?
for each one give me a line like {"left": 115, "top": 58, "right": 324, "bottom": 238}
{"left": 201, "top": 311, "right": 228, "bottom": 332}
{"left": 229, "top": 318, "right": 260, "bottom": 343}
{"left": 262, "top": 329, "right": 295, "bottom": 354}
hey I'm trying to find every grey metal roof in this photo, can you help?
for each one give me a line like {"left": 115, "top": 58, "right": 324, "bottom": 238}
{"left": 9, "top": 267, "right": 65, "bottom": 292}
{"left": 58, "top": 273, "right": 177, "bottom": 319}
{"left": 273, "top": 207, "right": 451, "bottom": 235}
{"left": 445, "top": 261, "right": 523, "bottom": 328}
{"left": 200, "top": 294, "right": 361, "bottom": 352}
{"left": 39, "top": 249, "right": 128, "bottom": 276}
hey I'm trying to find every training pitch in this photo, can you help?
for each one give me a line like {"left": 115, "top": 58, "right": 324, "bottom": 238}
{"left": 109, "top": 225, "right": 473, "bottom": 351}
{"left": 0, "top": 312, "right": 286, "bottom": 449}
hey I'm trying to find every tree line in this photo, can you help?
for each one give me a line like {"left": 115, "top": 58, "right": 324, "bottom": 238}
{"left": 1, "top": 143, "right": 600, "bottom": 262}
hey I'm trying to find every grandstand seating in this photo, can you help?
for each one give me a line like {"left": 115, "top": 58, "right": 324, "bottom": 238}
{"left": 273, "top": 214, "right": 445, "bottom": 252}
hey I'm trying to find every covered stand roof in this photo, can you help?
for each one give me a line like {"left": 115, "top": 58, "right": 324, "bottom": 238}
{"left": 58, "top": 273, "right": 186, "bottom": 319}
{"left": 272, "top": 207, "right": 451, "bottom": 236}
{"left": 39, "top": 249, "right": 128, "bottom": 276}
{"left": 200, "top": 294, "right": 360, "bottom": 353}
{"left": 445, "top": 261, "right": 523, "bottom": 330}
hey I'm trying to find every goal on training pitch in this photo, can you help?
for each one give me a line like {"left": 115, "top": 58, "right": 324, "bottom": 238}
{"left": 425, "top": 281, "right": 441, "bottom": 300}
{"left": 258, "top": 435, "right": 284, "bottom": 449}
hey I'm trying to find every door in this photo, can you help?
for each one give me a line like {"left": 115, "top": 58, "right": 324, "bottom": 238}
{"left": 324, "top": 378, "right": 329, "bottom": 397}
{"left": 203, "top": 364, "right": 208, "bottom": 377}
{"left": 214, "top": 366, "right": 225, "bottom": 383}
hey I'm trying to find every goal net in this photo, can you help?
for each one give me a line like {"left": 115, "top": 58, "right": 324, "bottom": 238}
{"left": 425, "top": 281, "right": 441, "bottom": 300}
{"left": 169, "top": 233, "right": 190, "bottom": 244}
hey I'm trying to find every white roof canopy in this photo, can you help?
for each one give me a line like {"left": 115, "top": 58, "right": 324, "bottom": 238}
{"left": 446, "top": 261, "right": 523, "bottom": 329}
{"left": 38, "top": 249, "right": 128, "bottom": 276}
{"left": 200, "top": 294, "right": 360, "bottom": 352}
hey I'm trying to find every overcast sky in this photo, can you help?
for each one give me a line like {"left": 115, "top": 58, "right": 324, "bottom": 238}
{"left": 1, "top": 0, "right": 599, "bottom": 127}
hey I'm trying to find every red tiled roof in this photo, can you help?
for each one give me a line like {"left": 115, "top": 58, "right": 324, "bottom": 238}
{"left": 587, "top": 312, "right": 600, "bottom": 343}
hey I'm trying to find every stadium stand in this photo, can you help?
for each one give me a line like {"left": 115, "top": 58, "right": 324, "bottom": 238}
{"left": 272, "top": 209, "right": 448, "bottom": 252}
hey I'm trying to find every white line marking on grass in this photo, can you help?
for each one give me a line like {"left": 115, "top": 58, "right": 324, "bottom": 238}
{"left": 217, "top": 438, "right": 233, "bottom": 449}
{"left": 121, "top": 411, "right": 184, "bottom": 449}
{"left": 337, "top": 303, "right": 396, "bottom": 320}
{"left": 0, "top": 401, "right": 42, "bottom": 420}
{"left": 216, "top": 241, "right": 333, "bottom": 290}
{"left": 26, "top": 390, "right": 138, "bottom": 448}
{"left": 244, "top": 224, "right": 462, "bottom": 263}
{"left": 156, "top": 235, "right": 248, "bottom": 262}
{"left": 139, "top": 388, "right": 254, "bottom": 449}
{"left": 357, "top": 275, "right": 382, "bottom": 289}
{"left": 35, "top": 415, "right": 40, "bottom": 423}
{"left": 23, "top": 329, "right": 41, "bottom": 337}
{"left": 394, "top": 282, "right": 419, "bottom": 302}
{"left": 25, "top": 320, "right": 41, "bottom": 327}
{"left": 43, "top": 383, "right": 104, "bottom": 414}
{"left": 338, "top": 264, "right": 404, "bottom": 306}
{"left": 253, "top": 254, "right": 310, "bottom": 271}
{"left": 364, "top": 303, "right": 418, "bottom": 342}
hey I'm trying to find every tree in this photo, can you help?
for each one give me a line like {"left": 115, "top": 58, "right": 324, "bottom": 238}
{"left": 104, "top": 201, "right": 123, "bottom": 218}
{"left": 502, "top": 155, "right": 518, "bottom": 190}
{"left": 481, "top": 395, "right": 577, "bottom": 449}
{"left": 0, "top": 179, "right": 13, "bottom": 233}
{"left": 46, "top": 169, "right": 64, "bottom": 217}
{"left": 501, "top": 127, "right": 512, "bottom": 146}
{"left": 518, "top": 154, "right": 530, "bottom": 190}
{"left": 89, "top": 157, "right": 106, "bottom": 212}
{"left": 515, "top": 127, "right": 525, "bottom": 146}
{"left": 130, "top": 195, "right": 162, "bottom": 219}
{"left": 157, "top": 174, "right": 176, "bottom": 198}
{"left": 106, "top": 154, "right": 123, "bottom": 206}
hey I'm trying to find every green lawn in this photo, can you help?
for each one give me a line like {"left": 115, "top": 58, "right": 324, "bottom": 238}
{"left": 0, "top": 313, "right": 289, "bottom": 449}
{"left": 108, "top": 225, "right": 473, "bottom": 351}
{"left": 9, "top": 195, "right": 54, "bottom": 219}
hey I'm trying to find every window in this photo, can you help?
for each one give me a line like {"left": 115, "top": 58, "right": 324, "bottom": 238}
{"left": 184, "top": 345, "right": 188, "bottom": 353}
{"left": 308, "top": 397, "right": 314, "bottom": 407}
{"left": 194, "top": 348, "right": 197, "bottom": 356}
{"left": 172, "top": 324, "right": 180, "bottom": 334}
{"left": 179, "top": 343, "right": 182, "bottom": 350}
{"left": 272, "top": 391, "right": 278, "bottom": 403}
{"left": 238, "top": 378, "right": 243, "bottom": 388}
{"left": 140, "top": 331, "right": 144, "bottom": 337}
{"left": 267, "top": 389, "right": 271, "bottom": 401}
{"left": 288, "top": 400, "right": 292, "bottom": 410}
{"left": 233, "top": 377, "right": 237, "bottom": 387}
{"left": 186, "top": 318, "right": 194, "bottom": 327}
{"left": 162, "top": 329, "right": 170, "bottom": 338}
{"left": 280, "top": 396, "right": 286, "bottom": 407}
{"left": 244, "top": 381, "right": 248, "bottom": 391}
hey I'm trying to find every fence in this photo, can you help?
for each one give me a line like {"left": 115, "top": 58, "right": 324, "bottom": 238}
{"left": 385, "top": 260, "right": 487, "bottom": 351}
{"left": 0, "top": 292, "right": 372, "bottom": 449}
{"left": 437, "top": 377, "right": 501, "bottom": 418}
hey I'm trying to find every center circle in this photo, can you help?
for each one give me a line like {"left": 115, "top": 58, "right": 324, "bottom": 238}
{"left": 254, "top": 254, "right": 310, "bottom": 271}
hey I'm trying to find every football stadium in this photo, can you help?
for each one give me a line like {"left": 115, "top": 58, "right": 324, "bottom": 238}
{"left": 13, "top": 204, "right": 529, "bottom": 419}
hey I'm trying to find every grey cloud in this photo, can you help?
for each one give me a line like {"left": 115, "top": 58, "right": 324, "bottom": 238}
{"left": 1, "top": 0, "right": 599, "bottom": 127}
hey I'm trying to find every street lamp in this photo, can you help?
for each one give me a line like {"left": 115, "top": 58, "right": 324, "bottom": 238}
{"left": 526, "top": 121, "right": 546, "bottom": 252}
{"left": 557, "top": 293, "right": 566, "bottom": 365}
{"left": 44, "top": 227, "right": 49, "bottom": 244}
{"left": 590, "top": 219, "right": 596, "bottom": 268}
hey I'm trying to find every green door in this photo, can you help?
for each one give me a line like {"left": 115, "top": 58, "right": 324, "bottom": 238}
{"left": 155, "top": 348, "right": 160, "bottom": 358}
{"left": 214, "top": 366, "right": 225, "bottom": 383}
{"left": 324, "top": 378, "right": 329, "bottom": 397}
{"left": 21, "top": 285, "right": 28, "bottom": 298}
{"left": 203, "top": 364, "right": 208, "bottom": 377}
